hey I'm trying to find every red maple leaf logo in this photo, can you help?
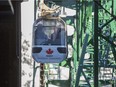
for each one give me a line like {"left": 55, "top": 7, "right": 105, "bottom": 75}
{"left": 46, "top": 48, "right": 53, "bottom": 54}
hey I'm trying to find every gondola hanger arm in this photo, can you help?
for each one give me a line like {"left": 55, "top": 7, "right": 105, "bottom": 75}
{"left": 39, "top": 0, "right": 59, "bottom": 17}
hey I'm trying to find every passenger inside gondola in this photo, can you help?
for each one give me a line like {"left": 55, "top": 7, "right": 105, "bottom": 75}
{"left": 51, "top": 27, "right": 61, "bottom": 45}
{"left": 35, "top": 24, "right": 48, "bottom": 45}
{"left": 34, "top": 21, "right": 65, "bottom": 45}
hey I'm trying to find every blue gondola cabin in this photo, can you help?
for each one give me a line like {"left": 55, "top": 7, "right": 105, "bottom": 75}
{"left": 32, "top": 18, "right": 67, "bottom": 63}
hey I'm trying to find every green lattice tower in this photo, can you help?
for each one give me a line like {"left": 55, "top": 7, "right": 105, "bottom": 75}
{"left": 75, "top": 0, "right": 95, "bottom": 87}
{"left": 75, "top": 0, "right": 116, "bottom": 87}
{"left": 96, "top": 0, "right": 116, "bottom": 86}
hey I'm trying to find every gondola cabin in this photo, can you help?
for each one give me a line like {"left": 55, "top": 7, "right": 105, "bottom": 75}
{"left": 32, "top": 18, "right": 67, "bottom": 63}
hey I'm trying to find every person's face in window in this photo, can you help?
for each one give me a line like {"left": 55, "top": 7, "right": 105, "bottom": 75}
{"left": 44, "top": 27, "right": 55, "bottom": 39}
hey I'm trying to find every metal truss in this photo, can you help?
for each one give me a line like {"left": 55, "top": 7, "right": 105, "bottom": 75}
{"left": 75, "top": 0, "right": 116, "bottom": 87}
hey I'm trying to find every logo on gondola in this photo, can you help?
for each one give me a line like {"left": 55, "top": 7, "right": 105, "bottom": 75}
{"left": 46, "top": 48, "right": 53, "bottom": 54}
